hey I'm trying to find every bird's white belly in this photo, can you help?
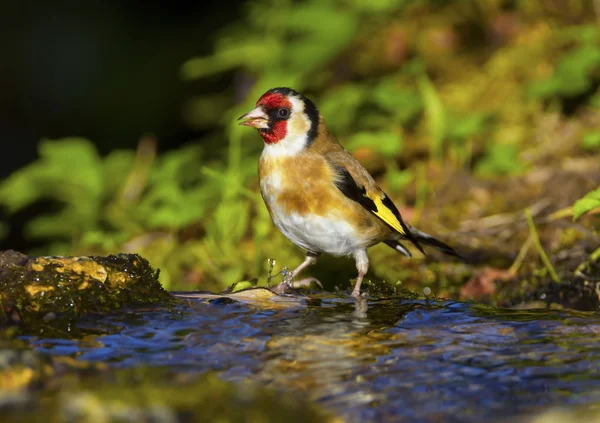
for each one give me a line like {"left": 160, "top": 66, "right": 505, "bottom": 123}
{"left": 260, "top": 172, "right": 361, "bottom": 256}
{"left": 271, "top": 209, "right": 359, "bottom": 256}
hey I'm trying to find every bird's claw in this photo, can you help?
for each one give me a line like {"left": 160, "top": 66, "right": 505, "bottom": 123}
{"left": 351, "top": 289, "right": 366, "bottom": 298}
{"left": 291, "top": 277, "right": 323, "bottom": 290}
{"left": 272, "top": 277, "right": 322, "bottom": 295}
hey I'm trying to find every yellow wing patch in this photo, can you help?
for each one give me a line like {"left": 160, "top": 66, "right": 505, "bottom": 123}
{"left": 372, "top": 196, "right": 406, "bottom": 235}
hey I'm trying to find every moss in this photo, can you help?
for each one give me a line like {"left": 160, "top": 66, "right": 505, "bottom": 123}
{"left": 0, "top": 250, "right": 171, "bottom": 329}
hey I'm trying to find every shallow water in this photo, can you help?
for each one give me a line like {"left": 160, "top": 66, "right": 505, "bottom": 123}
{"left": 22, "top": 294, "right": 600, "bottom": 422}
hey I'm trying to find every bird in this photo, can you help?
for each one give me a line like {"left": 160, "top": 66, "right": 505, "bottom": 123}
{"left": 238, "top": 87, "right": 459, "bottom": 297}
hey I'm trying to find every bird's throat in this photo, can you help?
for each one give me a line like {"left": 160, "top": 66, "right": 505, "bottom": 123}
{"left": 260, "top": 121, "right": 287, "bottom": 144}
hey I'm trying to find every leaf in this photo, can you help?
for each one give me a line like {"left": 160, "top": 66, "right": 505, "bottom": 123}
{"left": 345, "top": 131, "right": 403, "bottom": 158}
{"left": 0, "top": 138, "right": 102, "bottom": 213}
{"left": 582, "top": 131, "right": 600, "bottom": 151}
{"left": 447, "top": 113, "right": 490, "bottom": 141}
{"left": 372, "top": 79, "right": 423, "bottom": 124}
{"left": 528, "top": 43, "right": 600, "bottom": 99}
{"left": 418, "top": 75, "right": 446, "bottom": 159}
{"left": 319, "top": 85, "right": 366, "bottom": 133}
{"left": 573, "top": 188, "right": 600, "bottom": 221}
{"left": 102, "top": 149, "right": 136, "bottom": 197}
{"left": 352, "top": 0, "right": 403, "bottom": 13}
{"left": 285, "top": 4, "right": 358, "bottom": 72}
{"left": 180, "top": 38, "right": 277, "bottom": 80}
{"left": 476, "top": 144, "right": 525, "bottom": 177}
{"left": 387, "top": 168, "right": 413, "bottom": 192}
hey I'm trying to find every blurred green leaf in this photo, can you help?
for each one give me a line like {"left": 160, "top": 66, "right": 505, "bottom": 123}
{"left": 181, "top": 38, "right": 277, "bottom": 80}
{"left": 476, "top": 144, "right": 524, "bottom": 176}
{"left": 319, "top": 85, "right": 367, "bottom": 133}
{"left": 418, "top": 75, "right": 446, "bottom": 159}
{"left": 0, "top": 138, "right": 102, "bottom": 213}
{"left": 351, "top": 0, "right": 405, "bottom": 12}
{"left": 102, "top": 150, "right": 136, "bottom": 197}
{"left": 447, "top": 114, "right": 490, "bottom": 141}
{"left": 582, "top": 131, "right": 600, "bottom": 151}
{"left": 387, "top": 168, "right": 413, "bottom": 192}
{"left": 346, "top": 131, "right": 403, "bottom": 158}
{"left": 285, "top": 4, "right": 358, "bottom": 72}
{"left": 573, "top": 188, "right": 600, "bottom": 221}
{"left": 590, "top": 92, "right": 600, "bottom": 109}
{"left": 372, "top": 79, "right": 423, "bottom": 124}
{"left": 528, "top": 41, "right": 600, "bottom": 99}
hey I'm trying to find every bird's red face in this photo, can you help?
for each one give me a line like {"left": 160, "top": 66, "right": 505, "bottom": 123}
{"left": 238, "top": 88, "right": 320, "bottom": 150}
{"left": 238, "top": 91, "right": 293, "bottom": 144}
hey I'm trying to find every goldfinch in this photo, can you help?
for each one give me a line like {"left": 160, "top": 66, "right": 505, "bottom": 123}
{"left": 239, "top": 87, "right": 459, "bottom": 297}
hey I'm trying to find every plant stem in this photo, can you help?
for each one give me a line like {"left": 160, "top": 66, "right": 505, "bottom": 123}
{"left": 525, "top": 208, "right": 559, "bottom": 283}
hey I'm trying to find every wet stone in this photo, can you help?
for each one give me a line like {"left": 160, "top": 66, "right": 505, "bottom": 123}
{"left": 0, "top": 250, "right": 171, "bottom": 330}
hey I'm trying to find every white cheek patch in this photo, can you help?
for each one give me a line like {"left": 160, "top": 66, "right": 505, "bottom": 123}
{"left": 287, "top": 97, "right": 310, "bottom": 135}
{"left": 262, "top": 96, "right": 311, "bottom": 158}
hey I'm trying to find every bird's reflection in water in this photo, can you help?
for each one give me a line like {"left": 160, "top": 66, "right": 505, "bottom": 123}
{"left": 351, "top": 296, "right": 368, "bottom": 319}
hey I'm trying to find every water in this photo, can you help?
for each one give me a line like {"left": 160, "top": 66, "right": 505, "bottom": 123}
{"left": 21, "top": 294, "right": 600, "bottom": 422}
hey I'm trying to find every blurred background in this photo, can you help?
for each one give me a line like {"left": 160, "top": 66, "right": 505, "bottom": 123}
{"left": 1, "top": 0, "right": 599, "bottom": 296}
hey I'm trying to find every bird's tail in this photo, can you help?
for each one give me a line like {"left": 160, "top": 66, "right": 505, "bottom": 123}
{"left": 386, "top": 227, "right": 461, "bottom": 259}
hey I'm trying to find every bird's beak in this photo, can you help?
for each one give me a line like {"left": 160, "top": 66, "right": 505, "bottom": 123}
{"left": 238, "top": 106, "right": 269, "bottom": 129}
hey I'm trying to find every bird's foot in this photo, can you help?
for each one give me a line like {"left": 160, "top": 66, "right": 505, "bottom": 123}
{"left": 272, "top": 277, "right": 323, "bottom": 295}
{"left": 351, "top": 289, "right": 361, "bottom": 298}
{"left": 290, "top": 277, "right": 323, "bottom": 290}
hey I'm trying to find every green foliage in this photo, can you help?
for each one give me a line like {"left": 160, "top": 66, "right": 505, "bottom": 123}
{"left": 476, "top": 144, "right": 525, "bottom": 177}
{"left": 371, "top": 77, "right": 423, "bottom": 125}
{"left": 582, "top": 131, "right": 600, "bottom": 151}
{"left": 528, "top": 25, "right": 600, "bottom": 100}
{"left": 419, "top": 75, "right": 446, "bottom": 160}
{"left": 0, "top": 138, "right": 132, "bottom": 251}
{"left": 0, "top": 138, "right": 211, "bottom": 246}
{"left": 386, "top": 167, "right": 413, "bottom": 192}
{"left": 0, "top": 137, "right": 268, "bottom": 290}
{"left": 573, "top": 188, "right": 600, "bottom": 221}
{"left": 345, "top": 131, "right": 403, "bottom": 158}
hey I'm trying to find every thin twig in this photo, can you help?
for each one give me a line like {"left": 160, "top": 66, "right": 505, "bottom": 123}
{"left": 509, "top": 234, "right": 533, "bottom": 276}
{"left": 459, "top": 199, "right": 551, "bottom": 231}
{"left": 120, "top": 134, "right": 157, "bottom": 203}
{"left": 525, "top": 208, "right": 559, "bottom": 283}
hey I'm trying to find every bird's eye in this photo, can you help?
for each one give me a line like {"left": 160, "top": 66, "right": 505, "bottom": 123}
{"left": 278, "top": 108, "right": 290, "bottom": 118}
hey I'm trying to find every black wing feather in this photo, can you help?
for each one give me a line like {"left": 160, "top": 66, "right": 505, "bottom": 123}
{"left": 332, "top": 164, "right": 426, "bottom": 255}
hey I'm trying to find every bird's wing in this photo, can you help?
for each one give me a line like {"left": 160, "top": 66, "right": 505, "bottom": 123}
{"left": 325, "top": 150, "right": 425, "bottom": 254}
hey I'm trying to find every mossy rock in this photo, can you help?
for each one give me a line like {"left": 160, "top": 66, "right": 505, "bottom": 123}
{"left": 0, "top": 250, "right": 171, "bottom": 327}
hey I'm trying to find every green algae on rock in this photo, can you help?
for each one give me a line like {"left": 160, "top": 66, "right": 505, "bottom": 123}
{"left": 0, "top": 250, "right": 170, "bottom": 327}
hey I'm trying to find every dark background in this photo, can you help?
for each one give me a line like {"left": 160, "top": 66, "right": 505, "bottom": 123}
{"left": 0, "top": 1, "right": 245, "bottom": 176}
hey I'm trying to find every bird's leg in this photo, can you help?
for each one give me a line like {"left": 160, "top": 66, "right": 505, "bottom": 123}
{"left": 274, "top": 252, "right": 321, "bottom": 294}
{"left": 351, "top": 250, "right": 369, "bottom": 298}
{"left": 351, "top": 272, "right": 365, "bottom": 298}
{"left": 284, "top": 252, "right": 319, "bottom": 283}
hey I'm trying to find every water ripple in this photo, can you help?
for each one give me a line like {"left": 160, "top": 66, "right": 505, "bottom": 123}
{"left": 21, "top": 296, "right": 600, "bottom": 422}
